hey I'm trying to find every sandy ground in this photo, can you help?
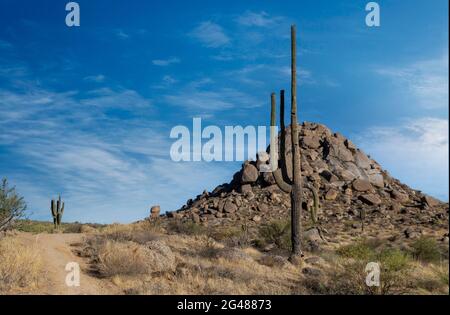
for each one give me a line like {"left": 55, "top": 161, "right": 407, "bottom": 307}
{"left": 16, "top": 233, "right": 117, "bottom": 295}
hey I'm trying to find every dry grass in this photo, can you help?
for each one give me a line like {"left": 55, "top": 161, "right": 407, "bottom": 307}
{"left": 0, "top": 236, "right": 44, "bottom": 293}
{"left": 77, "top": 223, "right": 449, "bottom": 295}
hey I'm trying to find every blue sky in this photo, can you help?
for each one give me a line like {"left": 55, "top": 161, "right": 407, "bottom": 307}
{"left": 0, "top": 0, "right": 448, "bottom": 223}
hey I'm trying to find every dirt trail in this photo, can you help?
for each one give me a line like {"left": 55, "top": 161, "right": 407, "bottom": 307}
{"left": 17, "top": 233, "right": 118, "bottom": 295}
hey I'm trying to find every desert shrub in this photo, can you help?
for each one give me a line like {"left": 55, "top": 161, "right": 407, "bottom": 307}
{"left": 208, "top": 226, "right": 242, "bottom": 242}
{"left": 198, "top": 235, "right": 221, "bottom": 258}
{"left": 167, "top": 220, "right": 206, "bottom": 236}
{"left": 16, "top": 220, "right": 54, "bottom": 234}
{"left": 257, "top": 219, "right": 291, "bottom": 250}
{"left": 411, "top": 237, "right": 442, "bottom": 263}
{"left": 319, "top": 244, "right": 413, "bottom": 295}
{"left": 336, "top": 242, "right": 375, "bottom": 261}
{"left": 435, "top": 266, "right": 449, "bottom": 287}
{"left": 0, "top": 237, "right": 43, "bottom": 292}
{"left": 100, "top": 223, "right": 160, "bottom": 244}
{"left": 96, "top": 240, "right": 175, "bottom": 277}
{"left": 0, "top": 178, "right": 27, "bottom": 232}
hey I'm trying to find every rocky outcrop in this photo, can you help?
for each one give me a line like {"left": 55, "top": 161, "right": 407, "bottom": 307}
{"left": 159, "top": 122, "right": 448, "bottom": 243}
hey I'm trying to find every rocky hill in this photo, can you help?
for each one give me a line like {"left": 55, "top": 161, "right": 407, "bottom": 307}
{"left": 161, "top": 122, "right": 449, "bottom": 248}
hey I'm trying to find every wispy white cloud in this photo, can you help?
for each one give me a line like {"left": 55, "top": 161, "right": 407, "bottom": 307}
{"left": 164, "top": 79, "right": 262, "bottom": 113}
{"left": 116, "top": 29, "right": 130, "bottom": 39}
{"left": 236, "top": 11, "right": 281, "bottom": 27}
{"left": 81, "top": 87, "right": 152, "bottom": 109}
{"left": 375, "top": 54, "right": 449, "bottom": 109}
{"left": 189, "top": 21, "right": 230, "bottom": 48}
{"left": 355, "top": 117, "right": 449, "bottom": 200}
{"left": 84, "top": 74, "right": 105, "bottom": 83}
{"left": 152, "top": 57, "right": 180, "bottom": 66}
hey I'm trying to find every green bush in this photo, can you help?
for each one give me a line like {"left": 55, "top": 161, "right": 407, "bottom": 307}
{"left": 336, "top": 242, "right": 375, "bottom": 261}
{"left": 411, "top": 237, "right": 442, "bottom": 263}
{"left": 167, "top": 220, "right": 206, "bottom": 236}
{"left": 0, "top": 178, "right": 27, "bottom": 232}
{"left": 325, "top": 244, "right": 413, "bottom": 295}
{"left": 257, "top": 219, "right": 291, "bottom": 250}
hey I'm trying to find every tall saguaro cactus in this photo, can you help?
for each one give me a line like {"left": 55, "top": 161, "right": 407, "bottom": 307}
{"left": 271, "top": 25, "right": 303, "bottom": 263}
{"left": 51, "top": 194, "right": 65, "bottom": 229}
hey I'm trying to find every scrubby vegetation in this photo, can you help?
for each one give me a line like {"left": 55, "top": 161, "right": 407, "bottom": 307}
{"left": 0, "top": 178, "right": 27, "bottom": 232}
{"left": 72, "top": 222, "right": 449, "bottom": 295}
{"left": 0, "top": 236, "right": 43, "bottom": 292}
{"left": 411, "top": 237, "right": 443, "bottom": 263}
{"left": 16, "top": 220, "right": 104, "bottom": 234}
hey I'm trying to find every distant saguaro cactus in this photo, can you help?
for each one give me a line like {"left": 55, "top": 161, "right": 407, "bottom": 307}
{"left": 270, "top": 25, "right": 303, "bottom": 263}
{"left": 51, "top": 195, "right": 65, "bottom": 229}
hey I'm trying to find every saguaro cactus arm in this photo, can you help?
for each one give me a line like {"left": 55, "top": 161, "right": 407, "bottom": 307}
{"left": 51, "top": 199, "right": 57, "bottom": 226}
{"left": 271, "top": 92, "right": 293, "bottom": 194}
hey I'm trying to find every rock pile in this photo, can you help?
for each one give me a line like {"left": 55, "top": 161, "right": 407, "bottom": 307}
{"left": 161, "top": 122, "right": 448, "bottom": 242}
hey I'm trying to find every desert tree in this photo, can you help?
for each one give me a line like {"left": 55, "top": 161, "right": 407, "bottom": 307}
{"left": 0, "top": 178, "right": 27, "bottom": 232}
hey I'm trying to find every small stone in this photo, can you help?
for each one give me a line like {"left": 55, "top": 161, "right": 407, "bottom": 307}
{"left": 302, "top": 267, "right": 322, "bottom": 277}
{"left": 257, "top": 203, "right": 269, "bottom": 212}
{"left": 325, "top": 189, "right": 339, "bottom": 201}
{"left": 252, "top": 215, "right": 262, "bottom": 223}
{"left": 239, "top": 184, "right": 252, "bottom": 194}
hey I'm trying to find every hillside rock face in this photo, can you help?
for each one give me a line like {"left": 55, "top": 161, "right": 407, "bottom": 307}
{"left": 162, "top": 122, "right": 448, "bottom": 243}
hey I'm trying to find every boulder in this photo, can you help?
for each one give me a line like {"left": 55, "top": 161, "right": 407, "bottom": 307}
{"left": 359, "top": 194, "right": 381, "bottom": 206}
{"left": 150, "top": 205, "right": 161, "bottom": 219}
{"left": 367, "top": 173, "right": 384, "bottom": 188}
{"left": 391, "top": 190, "right": 409, "bottom": 203}
{"left": 223, "top": 200, "right": 237, "bottom": 213}
{"left": 303, "top": 228, "right": 323, "bottom": 243}
{"left": 355, "top": 150, "right": 371, "bottom": 169}
{"left": 422, "top": 195, "right": 440, "bottom": 207}
{"left": 320, "top": 170, "right": 339, "bottom": 183}
{"left": 302, "top": 136, "right": 321, "bottom": 149}
{"left": 352, "top": 179, "right": 372, "bottom": 192}
{"left": 241, "top": 163, "right": 259, "bottom": 183}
